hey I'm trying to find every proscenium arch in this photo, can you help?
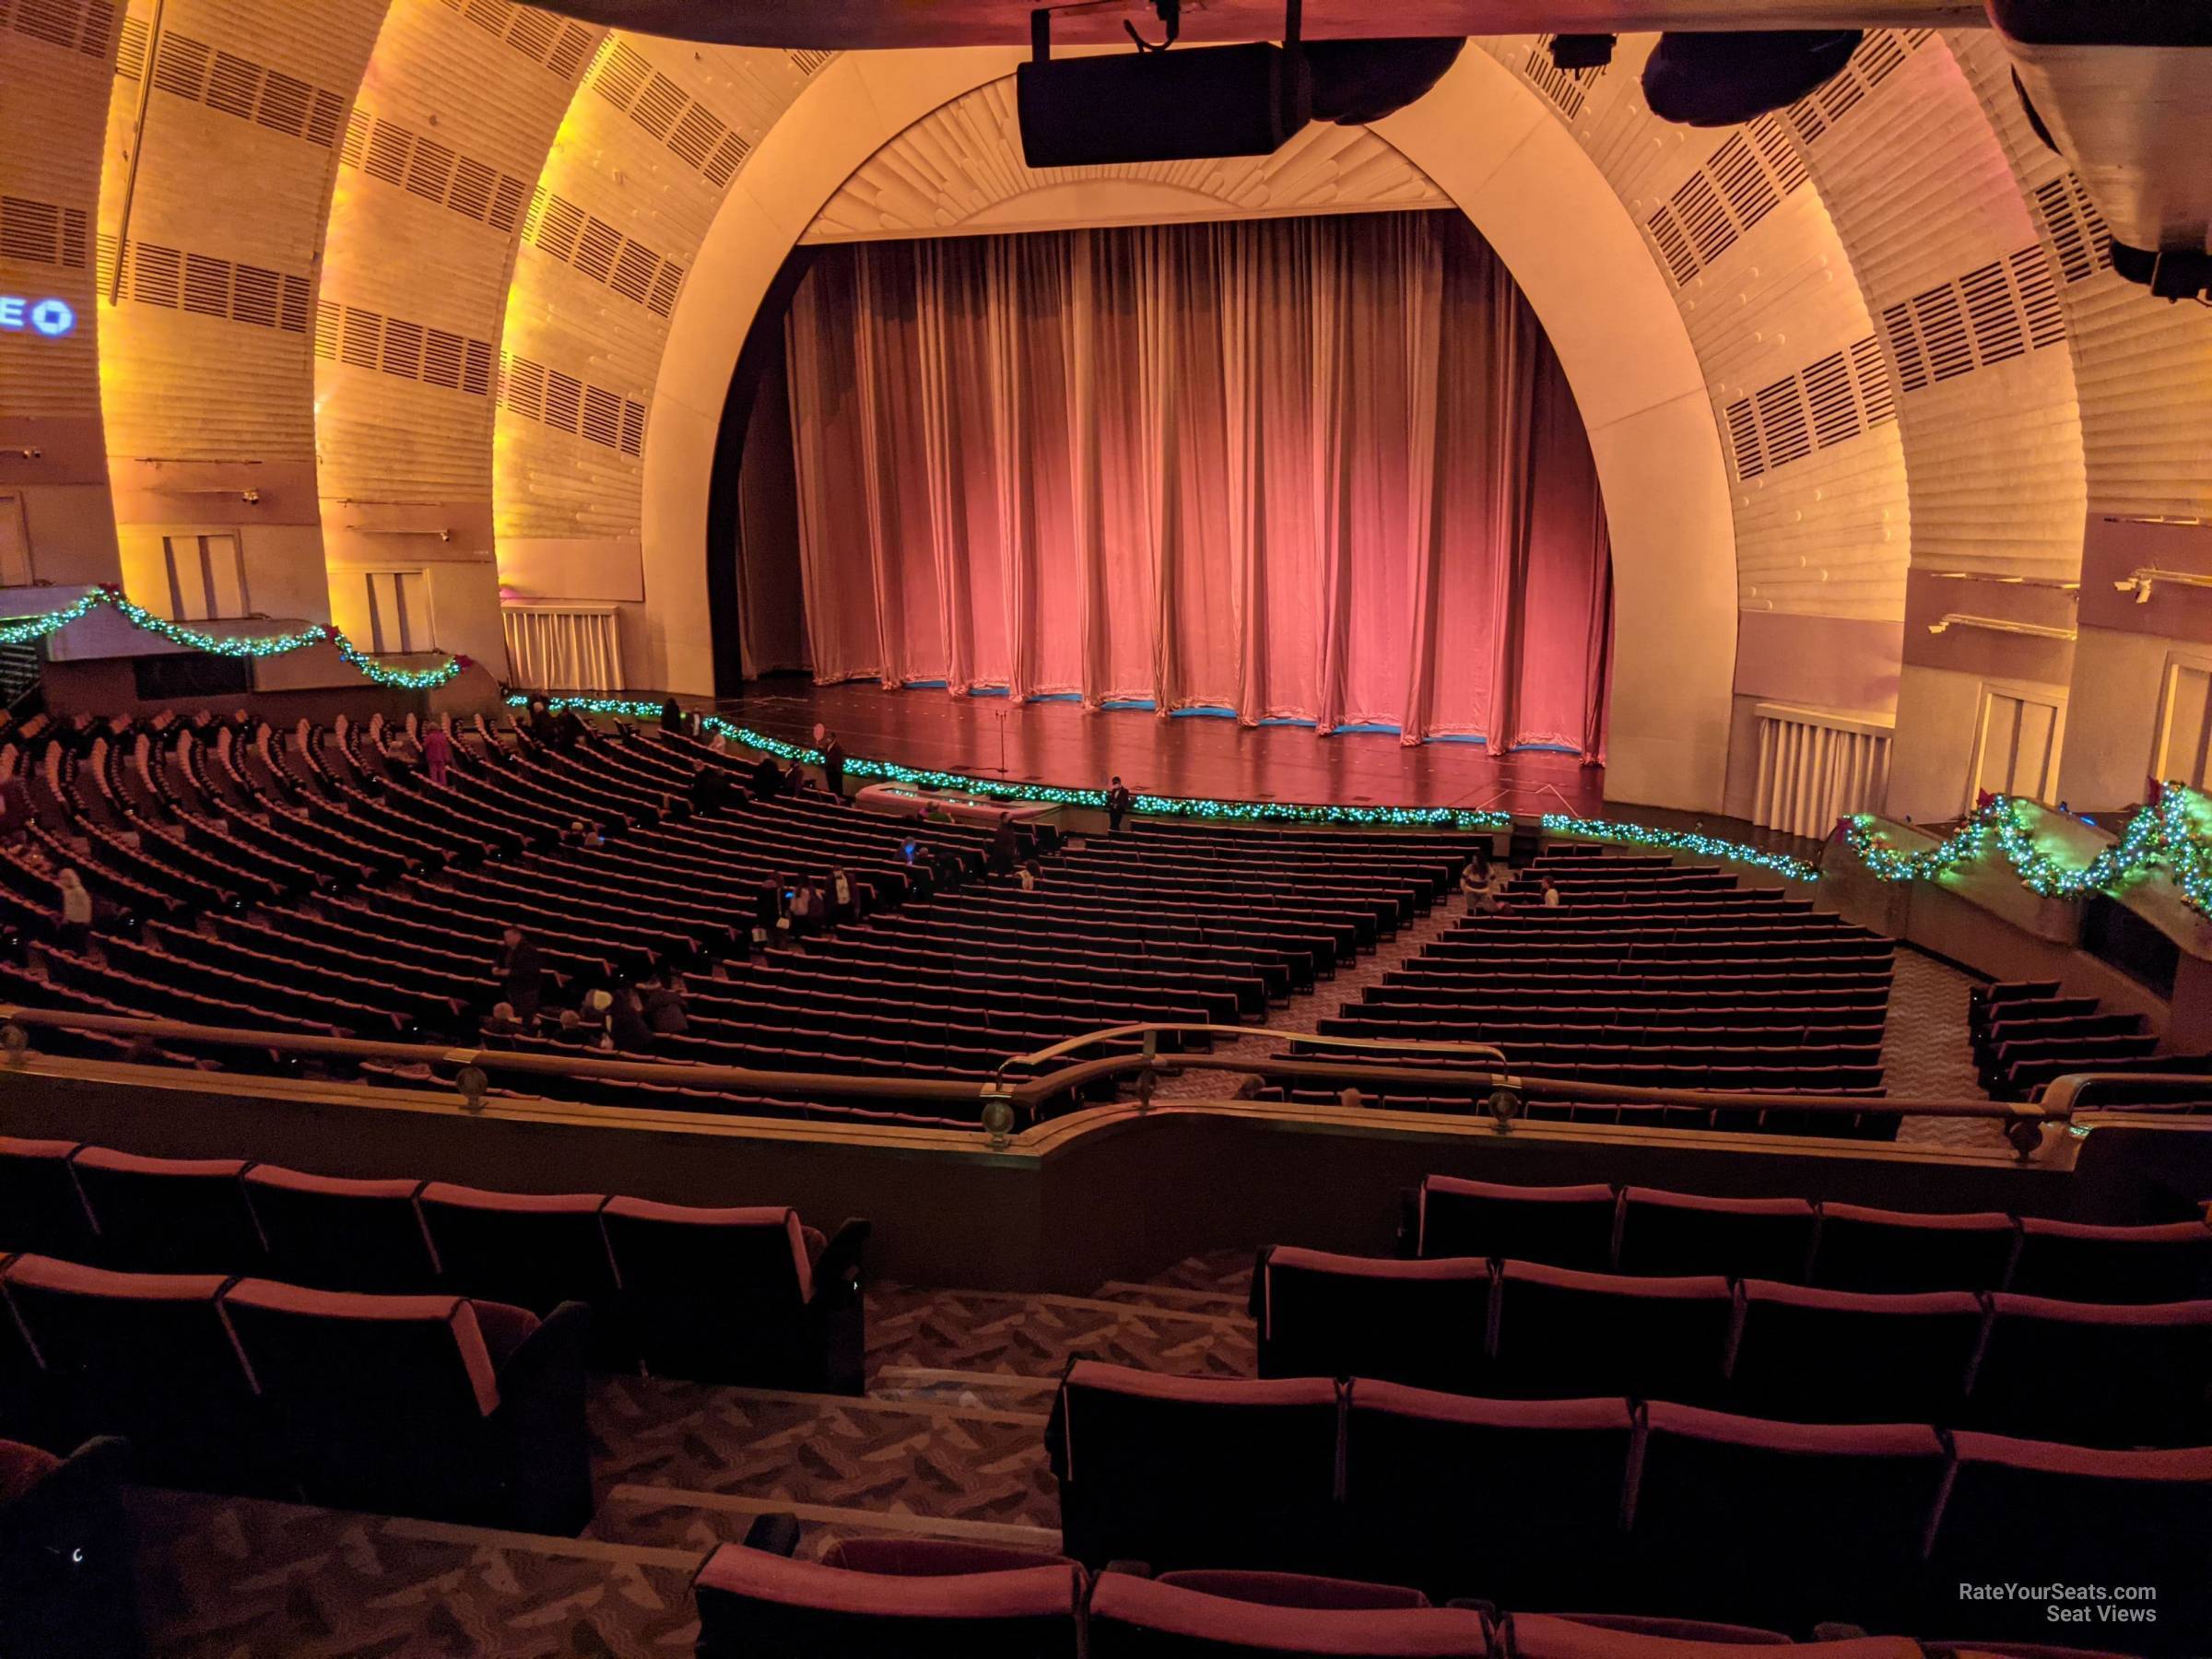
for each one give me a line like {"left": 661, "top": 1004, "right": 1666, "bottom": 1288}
{"left": 644, "top": 46, "right": 1738, "bottom": 813}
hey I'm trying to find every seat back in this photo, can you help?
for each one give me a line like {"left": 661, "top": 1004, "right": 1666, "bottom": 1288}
{"left": 1728, "top": 1282, "right": 1984, "bottom": 1425}
{"left": 1049, "top": 1362, "right": 1341, "bottom": 1571}
{"left": 598, "top": 1197, "right": 816, "bottom": 1384}
{"left": 0, "top": 1139, "right": 93, "bottom": 1260}
{"left": 1341, "top": 1382, "right": 1637, "bottom": 1607}
{"left": 1418, "top": 1177, "right": 1617, "bottom": 1270}
{"left": 0, "top": 1253, "right": 266, "bottom": 1491}
{"left": 1811, "top": 1204, "right": 2018, "bottom": 1294}
{"left": 2007, "top": 1218, "right": 2212, "bottom": 1304}
{"left": 1254, "top": 1247, "right": 1489, "bottom": 1392}
{"left": 240, "top": 1166, "right": 437, "bottom": 1292}
{"left": 692, "top": 1540, "right": 1080, "bottom": 1659}
{"left": 219, "top": 1279, "right": 513, "bottom": 1520}
{"left": 1489, "top": 1261, "right": 1734, "bottom": 1406}
{"left": 1629, "top": 1403, "right": 1947, "bottom": 1631}
{"left": 1087, "top": 1571, "right": 1489, "bottom": 1657}
{"left": 1616, "top": 1191, "right": 1816, "bottom": 1283}
{"left": 1965, "top": 1294, "right": 2212, "bottom": 1447}
{"left": 416, "top": 1182, "right": 616, "bottom": 1323}
{"left": 70, "top": 1147, "right": 263, "bottom": 1276}
{"left": 1920, "top": 1432, "right": 2212, "bottom": 1648}
{"left": 1507, "top": 1616, "right": 1916, "bottom": 1656}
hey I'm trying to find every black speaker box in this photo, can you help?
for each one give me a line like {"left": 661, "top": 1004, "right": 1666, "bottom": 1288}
{"left": 1016, "top": 44, "right": 1310, "bottom": 168}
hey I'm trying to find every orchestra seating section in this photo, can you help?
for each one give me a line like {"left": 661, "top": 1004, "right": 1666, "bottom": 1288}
{"left": 1970, "top": 980, "right": 2209, "bottom": 1104}
{"left": 0, "top": 711, "right": 1476, "bottom": 1126}
{"left": 1282, "top": 845, "right": 1901, "bottom": 1129}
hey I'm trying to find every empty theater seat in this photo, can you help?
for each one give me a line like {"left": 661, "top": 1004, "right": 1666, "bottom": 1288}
{"left": 1502, "top": 1615, "right": 1917, "bottom": 1656}
{"left": 1920, "top": 1433, "right": 2212, "bottom": 1653}
{"left": 240, "top": 1165, "right": 438, "bottom": 1292}
{"left": 597, "top": 1197, "right": 868, "bottom": 1391}
{"left": 1615, "top": 1191, "right": 1817, "bottom": 1284}
{"left": 0, "top": 1138, "right": 94, "bottom": 1260}
{"left": 68, "top": 1147, "right": 264, "bottom": 1276}
{"left": 1727, "top": 1282, "right": 1985, "bottom": 1426}
{"left": 692, "top": 1529, "right": 1083, "bottom": 1659}
{"left": 0, "top": 1253, "right": 275, "bottom": 1494}
{"left": 1629, "top": 1404, "right": 1947, "bottom": 1633}
{"left": 1963, "top": 1293, "right": 2212, "bottom": 1447}
{"left": 2006, "top": 1218, "right": 2212, "bottom": 1305}
{"left": 1342, "top": 1384, "right": 1639, "bottom": 1608}
{"left": 1808, "top": 1204, "right": 2019, "bottom": 1295}
{"left": 1087, "top": 1571, "right": 1490, "bottom": 1657}
{"left": 1252, "top": 1247, "right": 1490, "bottom": 1391}
{"left": 1048, "top": 1364, "right": 1342, "bottom": 1572}
{"left": 1417, "top": 1177, "right": 1618, "bottom": 1270}
{"left": 219, "top": 1279, "right": 591, "bottom": 1532}
{"left": 415, "top": 1182, "right": 619, "bottom": 1346}
{"left": 1488, "top": 1260, "right": 1734, "bottom": 1406}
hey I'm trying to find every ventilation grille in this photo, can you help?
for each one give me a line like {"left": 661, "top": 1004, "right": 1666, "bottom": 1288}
{"left": 314, "top": 300, "right": 493, "bottom": 395}
{"left": 5, "top": 0, "right": 113, "bottom": 56}
{"left": 1645, "top": 116, "right": 1811, "bottom": 288}
{"left": 102, "top": 237, "right": 309, "bottom": 333}
{"left": 586, "top": 39, "right": 753, "bottom": 188}
{"left": 433, "top": 0, "right": 594, "bottom": 80}
{"left": 122, "top": 30, "right": 346, "bottom": 148}
{"left": 339, "top": 110, "right": 529, "bottom": 236}
{"left": 2030, "top": 174, "right": 2114, "bottom": 285}
{"left": 0, "top": 196, "right": 89, "bottom": 268}
{"left": 1783, "top": 29, "right": 1935, "bottom": 146}
{"left": 787, "top": 49, "right": 834, "bottom": 76}
{"left": 498, "top": 352, "right": 646, "bottom": 457}
{"left": 520, "top": 188, "right": 684, "bottom": 318}
{"left": 1879, "top": 244, "right": 2065, "bottom": 395}
{"left": 1524, "top": 36, "right": 1605, "bottom": 119}
{"left": 1722, "top": 332, "right": 1897, "bottom": 482}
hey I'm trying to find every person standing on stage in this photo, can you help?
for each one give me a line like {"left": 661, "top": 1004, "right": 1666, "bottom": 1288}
{"left": 1106, "top": 776, "right": 1133, "bottom": 833}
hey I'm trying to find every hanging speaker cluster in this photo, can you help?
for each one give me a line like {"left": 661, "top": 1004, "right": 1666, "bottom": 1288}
{"left": 1641, "top": 30, "right": 1864, "bottom": 129}
{"left": 1015, "top": 2, "right": 1461, "bottom": 169}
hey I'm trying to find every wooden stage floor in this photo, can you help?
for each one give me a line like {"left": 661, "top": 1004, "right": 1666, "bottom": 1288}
{"left": 712, "top": 681, "right": 1606, "bottom": 816}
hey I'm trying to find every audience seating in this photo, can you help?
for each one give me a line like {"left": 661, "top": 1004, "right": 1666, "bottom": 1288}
{"left": 67, "top": 1147, "right": 265, "bottom": 1276}
{"left": 0, "top": 1137, "right": 97, "bottom": 1260}
{"left": 0, "top": 1435, "right": 141, "bottom": 1659}
{"left": 1253, "top": 1248, "right": 1490, "bottom": 1393}
{"left": 1087, "top": 1571, "right": 1491, "bottom": 1655}
{"left": 1727, "top": 1283, "right": 1985, "bottom": 1426}
{"left": 1963, "top": 1293, "right": 2212, "bottom": 1447}
{"left": 2007, "top": 1217, "right": 2212, "bottom": 1304}
{"left": 1417, "top": 1178, "right": 1618, "bottom": 1271}
{"left": 1968, "top": 980, "right": 2209, "bottom": 1104}
{"left": 241, "top": 1165, "right": 441, "bottom": 1293}
{"left": 1808, "top": 1204, "right": 2019, "bottom": 1294}
{"left": 1614, "top": 1190, "right": 1817, "bottom": 1284}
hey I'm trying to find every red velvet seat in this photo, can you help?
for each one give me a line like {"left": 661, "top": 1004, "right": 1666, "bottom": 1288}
{"left": 1615, "top": 1191, "right": 1816, "bottom": 1284}
{"left": 691, "top": 1537, "right": 1081, "bottom": 1658}
{"left": 415, "top": 1182, "right": 619, "bottom": 1354}
{"left": 1629, "top": 1404, "right": 1947, "bottom": 1632}
{"left": 0, "top": 1138, "right": 94, "bottom": 1260}
{"left": 1155, "top": 1571, "right": 1430, "bottom": 1611}
{"left": 1253, "top": 1247, "right": 1491, "bottom": 1392}
{"left": 598, "top": 1197, "right": 865, "bottom": 1389}
{"left": 1488, "top": 1261, "right": 1735, "bottom": 1406}
{"left": 1342, "top": 1383, "right": 1637, "bottom": 1608}
{"left": 1920, "top": 1433, "right": 2212, "bottom": 1653}
{"left": 1505, "top": 1613, "right": 1791, "bottom": 1645}
{"left": 1418, "top": 1178, "right": 1618, "bottom": 1271}
{"left": 1964, "top": 1293, "right": 2212, "bottom": 1447}
{"left": 1727, "top": 1282, "right": 1984, "bottom": 1425}
{"left": 219, "top": 1278, "right": 591, "bottom": 1531}
{"left": 1048, "top": 1363, "right": 1342, "bottom": 1572}
{"left": 2006, "top": 1218, "right": 2212, "bottom": 1305}
{"left": 240, "top": 1165, "right": 438, "bottom": 1292}
{"left": 69, "top": 1147, "right": 264, "bottom": 1276}
{"left": 0, "top": 1253, "right": 271, "bottom": 1493}
{"left": 1505, "top": 1615, "right": 1916, "bottom": 1656}
{"left": 1810, "top": 1204, "right": 2019, "bottom": 1294}
{"left": 1087, "top": 1571, "right": 1489, "bottom": 1657}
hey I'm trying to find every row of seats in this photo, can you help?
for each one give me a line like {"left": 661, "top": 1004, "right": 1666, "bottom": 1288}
{"left": 1971, "top": 978, "right": 2209, "bottom": 1104}
{"left": 0, "top": 1255, "right": 592, "bottom": 1532}
{"left": 0, "top": 1136, "right": 866, "bottom": 1388}
{"left": 1411, "top": 1176, "right": 2212, "bottom": 1300}
{"left": 1042, "top": 1360, "right": 2212, "bottom": 1646}
{"left": 695, "top": 1525, "right": 2011, "bottom": 1658}
{"left": 1252, "top": 1245, "right": 2212, "bottom": 1445}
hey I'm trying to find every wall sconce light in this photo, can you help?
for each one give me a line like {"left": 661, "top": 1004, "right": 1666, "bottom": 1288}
{"left": 241, "top": 489, "right": 262, "bottom": 505}
{"left": 2112, "top": 567, "right": 2212, "bottom": 605}
{"left": 1925, "top": 613, "right": 2077, "bottom": 641}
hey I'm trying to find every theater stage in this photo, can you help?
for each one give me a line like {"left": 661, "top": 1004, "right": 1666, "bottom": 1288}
{"left": 712, "top": 680, "right": 1607, "bottom": 817}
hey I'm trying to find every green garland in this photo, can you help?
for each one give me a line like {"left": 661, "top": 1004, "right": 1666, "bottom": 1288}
{"left": 1845, "top": 787, "right": 2212, "bottom": 917}
{"left": 1542, "top": 813, "right": 1821, "bottom": 883}
{"left": 0, "top": 586, "right": 466, "bottom": 689}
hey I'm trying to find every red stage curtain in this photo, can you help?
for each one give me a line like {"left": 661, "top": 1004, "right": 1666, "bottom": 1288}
{"left": 784, "top": 210, "right": 1612, "bottom": 757}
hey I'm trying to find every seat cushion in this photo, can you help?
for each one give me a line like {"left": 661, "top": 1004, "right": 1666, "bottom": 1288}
{"left": 1088, "top": 1571, "right": 1488, "bottom": 1656}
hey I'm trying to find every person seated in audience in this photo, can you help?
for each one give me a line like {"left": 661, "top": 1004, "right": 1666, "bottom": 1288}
{"left": 829, "top": 867, "right": 856, "bottom": 926}
{"left": 757, "top": 874, "right": 787, "bottom": 933}
{"left": 551, "top": 1007, "right": 590, "bottom": 1048}
{"left": 820, "top": 731, "right": 846, "bottom": 797}
{"left": 478, "top": 1002, "right": 520, "bottom": 1045}
{"left": 788, "top": 881, "right": 823, "bottom": 939}
{"left": 784, "top": 759, "right": 813, "bottom": 795}
{"left": 1018, "top": 858, "right": 1040, "bottom": 891}
{"left": 1106, "top": 775, "right": 1133, "bottom": 832}
{"left": 578, "top": 989, "right": 614, "bottom": 1047}
{"left": 1539, "top": 874, "right": 1562, "bottom": 908}
{"left": 0, "top": 773, "right": 30, "bottom": 845}
{"left": 659, "top": 696, "right": 686, "bottom": 735}
{"left": 607, "top": 986, "right": 655, "bottom": 1053}
{"left": 495, "top": 924, "right": 544, "bottom": 1020}
{"left": 750, "top": 753, "right": 784, "bottom": 799}
{"left": 989, "top": 821, "right": 1021, "bottom": 877}
{"left": 420, "top": 721, "right": 452, "bottom": 787}
{"left": 524, "top": 696, "right": 554, "bottom": 747}
{"left": 553, "top": 706, "right": 586, "bottom": 752}
{"left": 929, "top": 843, "right": 963, "bottom": 888}
{"left": 641, "top": 973, "right": 688, "bottom": 1036}
{"left": 690, "top": 762, "right": 732, "bottom": 816}
{"left": 54, "top": 869, "right": 93, "bottom": 953}
{"left": 568, "top": 818, "right": 605, "bottom": 850}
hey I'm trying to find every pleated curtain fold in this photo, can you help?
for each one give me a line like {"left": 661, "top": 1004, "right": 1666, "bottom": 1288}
{"left": 784, "top": 209, "right": 1611, "bottom": 756}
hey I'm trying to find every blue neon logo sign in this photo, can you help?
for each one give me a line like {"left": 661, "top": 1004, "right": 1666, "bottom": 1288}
{"left": 0, "top": 297, "right": 76, "bottom": 337}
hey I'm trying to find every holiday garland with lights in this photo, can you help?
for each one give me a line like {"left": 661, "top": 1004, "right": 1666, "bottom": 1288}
{"left": 0, "top": 586, "right": 467, "bottom": 689}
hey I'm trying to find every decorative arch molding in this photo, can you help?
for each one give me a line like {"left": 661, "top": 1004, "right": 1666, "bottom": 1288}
{"left": 647, "top": 45, "right": 1739, "bottom": 810}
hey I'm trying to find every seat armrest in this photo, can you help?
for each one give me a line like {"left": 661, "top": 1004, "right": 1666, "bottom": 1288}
{"left": 1249, "top": 1247, "right": 1272, "bottom": 1322}
{"left": 742, "top": 1512, "right": 802, "bottom": 1559}
{"left": 491, "top": 1300, "right": 594, "bottom": 1535}
{"left": 809, "top": 1218, "right": 872, "bottom": 1304}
